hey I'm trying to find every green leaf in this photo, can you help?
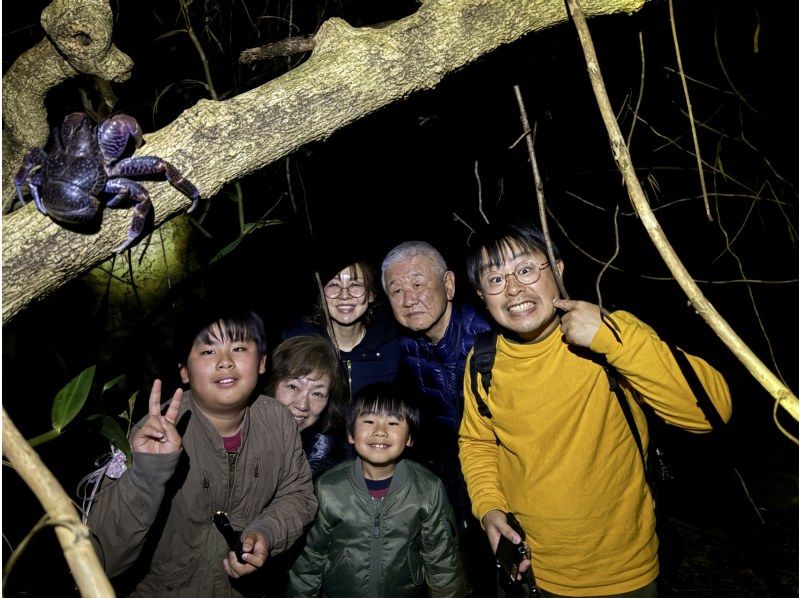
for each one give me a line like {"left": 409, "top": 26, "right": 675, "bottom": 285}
{"left": 101, "top": 374, "right": 126, "bottom": 395}
{"left": 98, "top": 416, "right": 132, "bottom": 466}
{"left": 51, "top": 366, "right": 96, "bottom": 433}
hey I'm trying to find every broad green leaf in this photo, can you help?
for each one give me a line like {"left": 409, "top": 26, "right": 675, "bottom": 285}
{"left": 98, "top": 416, "right": 132, "bottom": 466}
{"left": 51, "top": 366, "right": 96, "bottom": 432}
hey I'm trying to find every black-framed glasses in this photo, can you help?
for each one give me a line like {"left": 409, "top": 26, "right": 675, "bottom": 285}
{"left": 323, "top": 280, "right": 367, "bottom": 299}
{"left": 480, "top": 261, "right": 551, "bottom": 295}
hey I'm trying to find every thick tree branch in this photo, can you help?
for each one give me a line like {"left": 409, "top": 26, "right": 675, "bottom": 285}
{"left": 2, "top": 0, "right": 647, "bottom": 325}
{"left": 2, "top": 409, "right": 114, "bottom": 597}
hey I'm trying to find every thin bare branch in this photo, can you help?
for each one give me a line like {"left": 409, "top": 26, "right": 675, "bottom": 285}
{"left": 565, "top": 0, "right": 798, "bottom": 422}
{"left": 240, "top": 35, "right": 316, "bottom": 64}
{"left": 669, "top": 0, "right": 711, "bottom": 221}
{"left": 714, "top": 11, "right": 761, "bottom": 115}
{"left": 626, "top": 32, "right": 645, "bottom": 151}
{"left": 475, "top": 161, "right": 489, "bottom": 224}
{"left": 513, "top": 84, "right": 569, "bottom": 299}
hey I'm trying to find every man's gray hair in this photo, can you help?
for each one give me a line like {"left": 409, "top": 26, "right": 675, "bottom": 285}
{"left": 381, "top": 241, "right": 448, "bottom": 292}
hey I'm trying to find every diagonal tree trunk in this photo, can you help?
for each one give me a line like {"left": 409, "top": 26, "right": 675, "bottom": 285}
{"left": 1, "top": 0, "right": 648, "bottom": 326}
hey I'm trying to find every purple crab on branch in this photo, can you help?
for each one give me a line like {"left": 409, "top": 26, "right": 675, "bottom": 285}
{"left": 14, "top": 112, "right": 201, "bottom": 253}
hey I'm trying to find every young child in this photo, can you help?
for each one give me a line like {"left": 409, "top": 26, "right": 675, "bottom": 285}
{"left": 288, "top": 382, "right": 466, "bottom": 597}
{"left": 87, "top": 306, "right": 317, "bottom": 596}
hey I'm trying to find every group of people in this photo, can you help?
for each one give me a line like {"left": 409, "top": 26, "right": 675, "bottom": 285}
{"left": 86, "top": 221, "right": 733, "bottom": 598}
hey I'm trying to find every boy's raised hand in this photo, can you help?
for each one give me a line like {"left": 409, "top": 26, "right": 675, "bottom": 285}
{"left": 130, "top": 379, "right": 184, "bottom": 454}
{"left": 553, "top": 299, "right": 602, "bottom": 348}
{"left": 222, "top": 531, "right": 269, "bottom": 579}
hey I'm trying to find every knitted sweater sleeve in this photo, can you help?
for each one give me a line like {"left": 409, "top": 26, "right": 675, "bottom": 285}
{"left": 591, "top": 310, "right": 732, "bottom": 431}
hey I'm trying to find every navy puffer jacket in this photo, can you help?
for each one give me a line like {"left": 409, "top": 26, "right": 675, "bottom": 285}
{"left": 397, "top": 301, "right": 491, "bottom": 433}
{"left": 396, "top": 301, "right": 491, "bottom": 522}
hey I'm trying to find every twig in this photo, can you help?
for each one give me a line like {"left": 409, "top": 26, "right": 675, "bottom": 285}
{"left": 711, "top": 185, "right": 787, "bottom": 386}
{"left": 596, "top": 204, "right": 622, "bottom": 340}
{"left": 669, "top": 0, "right": 711, "bottom": 221}
{"left": 513, "top": 85, "right": 569, "bottom": 300}
{"left": 713, "top": 12, "right": 760, "bottom": 115}
{"left": 286, "top": 157, "right": 297, "bottom": 212}
{"left": 564, "top": 0, "right": 798, "bottom": 422}
{"left": 239, "top": 35, "right": 316, "bottom": 64}
{"left": 474, "top": 161, "right": 489, "bottom": 224}
{"left": 180, "top": 1, "right": 219, "bottom": 101}
{"left": 626, "top": 32, "right": 645, "bottom": 152}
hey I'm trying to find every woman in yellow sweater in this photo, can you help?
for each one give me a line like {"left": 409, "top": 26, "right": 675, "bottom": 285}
{"left": 458, "top": 221, "right": 732, "bottom": 597}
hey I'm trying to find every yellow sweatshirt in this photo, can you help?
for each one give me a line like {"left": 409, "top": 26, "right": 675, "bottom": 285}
{"left": 458, "top": 310, "right": 731, "bottom": 596}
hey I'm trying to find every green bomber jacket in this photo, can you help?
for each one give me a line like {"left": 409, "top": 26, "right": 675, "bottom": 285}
{"left": 288, "top": 457, "right": 466, "bottom": 598}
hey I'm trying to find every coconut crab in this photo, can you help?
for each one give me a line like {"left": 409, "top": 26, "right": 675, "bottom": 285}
{"left": 14, "top": 112, "right": 200, "bottom": 253}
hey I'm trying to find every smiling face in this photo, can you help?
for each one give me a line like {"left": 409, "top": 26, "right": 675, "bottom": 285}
{"left": 348, "top": 410, "right": 413, "bottom": 479}
{"left": 273, "top": 371, "right": 331, "bottom": 431}
{"left": 478, "top": 244, "right": 564, "bottom": 343}
{"left": 179, "top": 322, "right": 266, "bottom": 415}
{"left": 383, "top": 255, "right": 455, "bottom": 343}
{"left": 323, "top": 264, "right": 374, "bottom": 327}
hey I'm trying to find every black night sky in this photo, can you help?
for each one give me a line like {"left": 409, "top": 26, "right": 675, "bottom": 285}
{"left": 2, "top": 0, "right": 798, "bottom": 595}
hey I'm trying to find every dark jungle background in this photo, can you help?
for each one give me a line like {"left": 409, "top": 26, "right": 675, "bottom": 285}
{"left": 2, "top": 0, "right": 797, "bottom": 595}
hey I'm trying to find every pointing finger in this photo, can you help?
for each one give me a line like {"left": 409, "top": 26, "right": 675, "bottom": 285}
{"left": 552, "top": 298, "right": 576, "bottom": 311}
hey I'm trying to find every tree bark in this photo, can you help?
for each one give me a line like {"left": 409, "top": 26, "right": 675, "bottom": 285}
{"left": 2, "top": 0, "right": 647, "bottom": 325}
{"left": 2, "top": 408, "right": 115, "bottom": 597}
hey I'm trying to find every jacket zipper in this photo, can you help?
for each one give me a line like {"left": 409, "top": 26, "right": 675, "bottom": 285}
{"left": 345, "top": 360, "right": 353, "bottom": 398}
{"left": 372, "top": 511, "right": 381, "bottom": 538}
{"left": 225, "top": 450, "right": 239, "bottom": 511}
{"left": 370, "top": 499, "right": 383, "bottom": 598}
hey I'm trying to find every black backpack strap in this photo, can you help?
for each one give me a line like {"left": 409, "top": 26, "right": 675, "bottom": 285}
{"left": 469, "top": 330, "right": 498, "bottom": 419}
{"left": 606, "top": 364, "right": 646, "bottom": 463}
{"left": 608, "top": 342, "right": 726, "bottom": 472}
{"left": 668, "top": 343, "right": 725, "bottom": 430}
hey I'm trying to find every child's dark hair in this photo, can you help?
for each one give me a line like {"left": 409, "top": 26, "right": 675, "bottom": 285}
{"left": 346, "top": 382, "right": 420, "bottom": 441}
{"left": 176, "top": 305, "right": 268, "bottom": 362}
{"left": 267, "top": 336, "right": 348, "bottom": 432}
{"left": 466, "top": 221, "right": 561, "bottom": 291}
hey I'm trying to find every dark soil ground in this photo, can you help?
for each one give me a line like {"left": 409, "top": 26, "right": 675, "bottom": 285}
{"left": 657, "top": 452, "right": 798, "bottom": 597}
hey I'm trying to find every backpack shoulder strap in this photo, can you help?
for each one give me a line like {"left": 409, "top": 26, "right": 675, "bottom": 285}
{"left": 668, "top": 343, "right": 725, "bottom": 430}
{"left": 608, "top": 342, "right": 726, "bottom": 468}
{"left": 469, "top": 330, "right": 498, "bottom": 419}
{"left": 605, "top": 363, "right": 646, "bottom": 462}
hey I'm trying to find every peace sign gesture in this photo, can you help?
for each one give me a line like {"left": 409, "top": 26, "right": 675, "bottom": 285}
{"left": 130, "top": 379, "right": 185, "bottom": 454}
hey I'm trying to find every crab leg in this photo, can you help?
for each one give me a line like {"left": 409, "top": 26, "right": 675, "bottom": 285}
{"left": 110, "top": 156, "right": 200, "bottom": 213}
{"left": 104, "top": 179, "right": 153, "bottom": 253}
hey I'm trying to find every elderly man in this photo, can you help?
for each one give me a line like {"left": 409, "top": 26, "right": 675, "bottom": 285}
{"left": 382, "top": 240, "right": 494, "bottom": 596}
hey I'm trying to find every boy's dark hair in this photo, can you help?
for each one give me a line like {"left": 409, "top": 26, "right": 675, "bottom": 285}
{"left": 266, "top": 335, "right": 348, "bottom": 432}
{"left": 346, "top": 382, "right": 420, "bottom": 441}
{"left": 176, "top": 304, "right": 268, "bottom": 363}
{"left": 466, "top": 221, "right": 561, "bottom": 291}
